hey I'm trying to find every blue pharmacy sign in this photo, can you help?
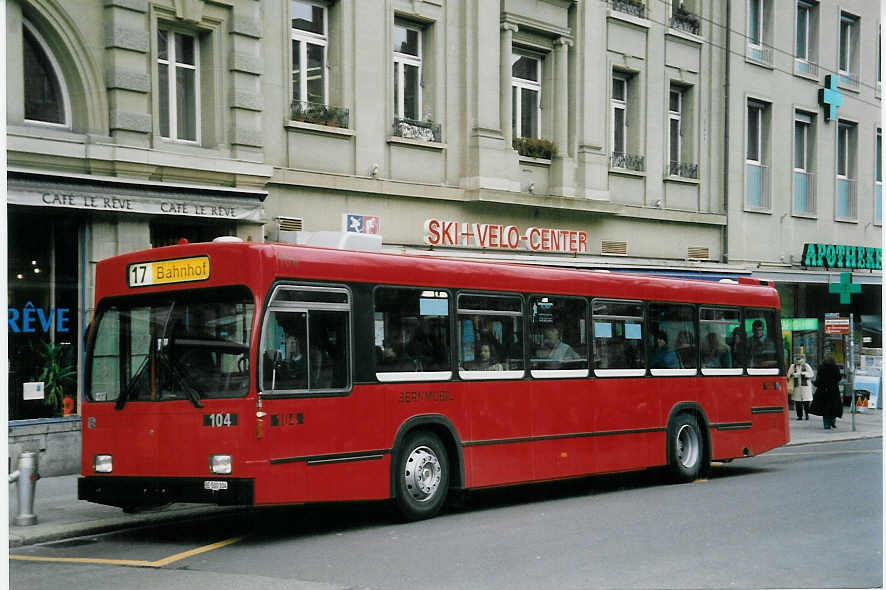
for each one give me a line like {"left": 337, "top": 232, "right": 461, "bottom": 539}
{"left": 8, "top": 302, "right": 71, "bottom": 333}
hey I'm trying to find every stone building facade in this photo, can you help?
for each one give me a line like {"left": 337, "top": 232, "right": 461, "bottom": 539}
{"left": 5, "top": 0, "right": 880, "bottom": 473}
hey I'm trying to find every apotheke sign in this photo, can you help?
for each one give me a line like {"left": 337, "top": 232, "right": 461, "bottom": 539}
{"left": 424, "top": 218, "right": 588, "bottom": 253}
{"left": 802, "top": 243, "right": 881, "bottom": 270}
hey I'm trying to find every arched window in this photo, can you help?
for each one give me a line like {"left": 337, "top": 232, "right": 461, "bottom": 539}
{"left": 22, "top": 21, "right": 70, "bottom": 127}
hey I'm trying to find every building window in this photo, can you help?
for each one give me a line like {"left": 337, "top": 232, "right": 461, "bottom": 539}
{"left": 393, "top": 22, "right": 422, "bottom": 121}
{"left": 157, "top": 28, "right": 199, "bottom": 142}
{"left": 876, "top": 130, "right": 882, "bottom": 225}
{"left": 512, "top": 52, "right": 541, "bottom": 140}
{"left": 838, "top": 13, "right": 859, "bottom": 90}
{"left": 794, "top": 2, "right": 817, "bottom": 76}
{"left": 291, "top": 0, "right": 327, "bottom": 107}
{"left": 668, "top": 89, "right": 681, "bottom": 167}
{"left": 746, "top": 100, "right": 770, "bottom": 210}
{"left": 878, "top": 26, "right": 882, "bottom": 96}
{"left": 22, "top": 22, "right": 70, "bottom": 127}
{"left": 746, "top": 0, "right": 772, "bottom": 64}
{"left": 836, "top": 121, "right": 857, "bottom": 220}
{"left": 609, "top": 73, "right": 643, "bottom": 171}
{"left": 793, "top": 112, "right": 815, "bottom": 215}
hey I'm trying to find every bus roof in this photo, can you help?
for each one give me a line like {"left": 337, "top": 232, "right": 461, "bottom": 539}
{"left": 94, "top": 241, "right": 780, "bottom": 309}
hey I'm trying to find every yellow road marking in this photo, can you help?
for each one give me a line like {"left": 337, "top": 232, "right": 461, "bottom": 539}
{"left": 10, "top": 536, "right": 243, "bottom": 568}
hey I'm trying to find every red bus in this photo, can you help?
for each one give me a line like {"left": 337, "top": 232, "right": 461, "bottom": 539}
{"left": 79, "top": 240, "right": 789, "bottom": 520}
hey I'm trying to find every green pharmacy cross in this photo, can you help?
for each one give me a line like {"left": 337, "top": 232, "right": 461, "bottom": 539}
{"left": 829, "top": 272, "right": 861, "bottom": 304}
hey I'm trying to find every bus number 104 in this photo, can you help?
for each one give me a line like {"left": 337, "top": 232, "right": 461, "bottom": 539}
{"left": 203, "top": 413, "right": 237, "bottom": 427}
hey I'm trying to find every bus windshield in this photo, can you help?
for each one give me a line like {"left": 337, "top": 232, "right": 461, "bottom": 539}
{"left": 87, "top": 286, "right": 254, "bottom": 405}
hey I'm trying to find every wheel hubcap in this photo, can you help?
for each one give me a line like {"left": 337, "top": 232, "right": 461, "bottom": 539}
{"left": 676, "top": 424, "right": 699, "bottom": 468}
{"left": 403, "top": 445, "right": 442, "bottom": 503}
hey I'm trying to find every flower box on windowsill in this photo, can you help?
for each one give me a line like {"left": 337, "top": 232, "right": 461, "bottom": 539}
{"left": 669, "top": 7, "right": 700, "bottom": 36}
{"left": 291, "top": 101, "right": 350, "bottom": 129}
{"left": 513, "top": 137, "right": 555, "bottom": 160}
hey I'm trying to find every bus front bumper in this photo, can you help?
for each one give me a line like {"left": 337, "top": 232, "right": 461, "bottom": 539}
{"left": 78, "top": 476, "right": 254, "bottom": 508}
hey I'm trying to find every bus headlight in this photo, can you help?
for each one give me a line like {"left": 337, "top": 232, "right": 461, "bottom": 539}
{"left": 93, "top": 454, "right": 113, "bottom": 473}
{"left": 209, "top": 454, "right": 232, "bottom": 475}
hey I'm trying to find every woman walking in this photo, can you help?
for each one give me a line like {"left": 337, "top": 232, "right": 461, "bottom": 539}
{"left": 787, "top": 353, "right": 814, "bottom": 420}
{"left": 809, "top": 355, "right": 843, "bottom": 430}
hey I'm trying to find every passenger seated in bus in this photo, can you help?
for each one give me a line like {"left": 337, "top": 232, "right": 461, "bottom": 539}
{"left": 675, "top": 330, "right": 696, "bottom": 367}
{"left": 701, "top": 332, "right": 732, "bottom": 368}
{"left": 748, "top": 320, "right": 777, "bottom": 367}
{"left": 537, "top": 326, "right": 580, "bottom": 364}
{"left": 649, "top": 330, "right": 680, "bottom": 369}
{"left": 378, "top": 338, "right": 419, "bottom": 372}
{"left": 731, "top": 327, "right": 748, "bottom": 367}
{"left": 469, "top": 342, "right": 503, "bottom": 371}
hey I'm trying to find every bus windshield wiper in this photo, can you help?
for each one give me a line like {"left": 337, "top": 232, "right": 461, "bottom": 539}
{"left": 115, "top": 354, "right": 150, "bottom": 410}
{"left": 162, "top": 354, "right": 205, "bottom": 408}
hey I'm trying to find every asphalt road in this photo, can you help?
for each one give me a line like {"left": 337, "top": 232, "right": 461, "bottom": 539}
{"left": 10, "top": 438, "right": 883, "bottom": 590}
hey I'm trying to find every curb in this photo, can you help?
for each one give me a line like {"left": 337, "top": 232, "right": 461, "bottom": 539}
{"left": 9, "top": 505, "right": 245, "bottom": 548}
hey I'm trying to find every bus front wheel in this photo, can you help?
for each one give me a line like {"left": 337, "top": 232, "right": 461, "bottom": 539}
{"left": 668, "top": 413, "right": 704, "bottom": 482}
{"left": 394, "top": 431, "right": 449, "bottom": 521}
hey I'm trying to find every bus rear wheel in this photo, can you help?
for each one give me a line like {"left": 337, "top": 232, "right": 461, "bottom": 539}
{"left": 668, "top": 413, "right": 704, "bottom": 482}
{"left": 394, "top": 431, "right": 449, "bottom": 521}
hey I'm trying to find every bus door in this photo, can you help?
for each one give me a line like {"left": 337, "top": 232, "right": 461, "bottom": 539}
{"left": 258, "top": 285, "right": 386, "bottom": 502}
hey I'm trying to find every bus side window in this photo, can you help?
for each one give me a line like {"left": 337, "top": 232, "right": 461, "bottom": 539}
{"left": 745, "top": 309, "right": 780, "bottom": 371}
{"left": 592, "top": 300, "right": 645, "bottom": 373}
{"left": 374, "top": 287, "right": 450, "bottom": 375}
{"left": 457, "top": 294, "right": 523, "bottom": 375}
{"left": 528, "top": 295, "right": 588, "bottom": 371}
{"left": 648, "top": 303, "right": 696, "bottom": 371}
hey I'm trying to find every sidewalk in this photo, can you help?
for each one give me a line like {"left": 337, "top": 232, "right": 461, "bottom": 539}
{"left": 9, "top": 410, "right": 883, "bottom": 548}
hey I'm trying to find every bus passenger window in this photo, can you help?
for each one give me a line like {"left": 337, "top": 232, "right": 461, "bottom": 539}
{"left": 699, "top": 307, "right": 742, "bottom": 375}
{"left": 592, "top": 300, "right": 645, "bottom": 375}
{"left": 374, "top": 288, "right": 450, "bottom": 375}
{"left": 458, "top": 294, "right": 524, "bottom": 379}
{"left": 647, "top": 303, "right": 696, "bottom": 371}
{"left": 746, "top": 309, "right": 780, "bottom": 372}
{"left": 529, "top": 296, "right": 588, "bottom": 373}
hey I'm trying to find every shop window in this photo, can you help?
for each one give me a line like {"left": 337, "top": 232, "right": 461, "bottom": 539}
{"left": 592, "top": 300, "right": 645, "bottom": 376}
{"left": 374, "top": 287, "right": 451, "bottom": 381}
{"left": 528, "top": 296, "right": 588, "bottom": 377}
{"left": 458, "top": 294, "right": 524, "bottom": 380}
{"left": 22, "top": 21, "right": 70, "bottom": 127}
{"left": 8, "top": 210, "right": 79, "bottom": 420}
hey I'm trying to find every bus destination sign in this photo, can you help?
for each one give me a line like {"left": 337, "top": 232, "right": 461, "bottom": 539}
{"left": 127, "top": 256, "right": 211, "bottom": 288}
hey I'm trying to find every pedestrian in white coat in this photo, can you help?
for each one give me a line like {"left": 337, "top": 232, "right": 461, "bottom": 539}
{"left": 788, "top": 354, "right": 815, "bottom": 420}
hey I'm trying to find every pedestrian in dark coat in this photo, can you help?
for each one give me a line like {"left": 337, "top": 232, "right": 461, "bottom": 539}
{"left": 809, "top": 355, "right": 843, "bottom": 430}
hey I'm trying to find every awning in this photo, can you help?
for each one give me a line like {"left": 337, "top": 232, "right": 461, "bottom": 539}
{"left": 753, "top": 269, "right": 882, "bottom": 285}
{"left": 7, "top": 168, "right": 266, "bottom": 222}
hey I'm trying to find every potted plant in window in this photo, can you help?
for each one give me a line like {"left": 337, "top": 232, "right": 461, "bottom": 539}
{"left": 38, "top": 342, "right": 75, "bottom": 417}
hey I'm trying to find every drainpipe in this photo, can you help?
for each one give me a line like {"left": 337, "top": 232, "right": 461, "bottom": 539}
{"left": 722, "top": 0, "right": 731, "bottom": 264}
